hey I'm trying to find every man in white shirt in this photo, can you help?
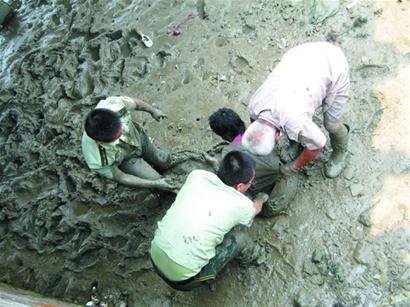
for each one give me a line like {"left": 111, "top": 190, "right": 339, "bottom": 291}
{"left": 150, "top": 151, "right": 268, "bottom": 290}
{"left": 243, "top": 42, "right": 350, "bottom": 178}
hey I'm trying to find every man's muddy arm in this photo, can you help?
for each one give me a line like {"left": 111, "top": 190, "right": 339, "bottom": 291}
{"left": 112, "top": 167, "right": 174, "bottom": 191}
{"left": 131, "top": 97, "right": 167, "bottom": 121}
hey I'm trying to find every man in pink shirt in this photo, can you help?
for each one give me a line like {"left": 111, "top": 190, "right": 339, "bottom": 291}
{"left": 242, "top": 42, "right": 350, "bottom": 178}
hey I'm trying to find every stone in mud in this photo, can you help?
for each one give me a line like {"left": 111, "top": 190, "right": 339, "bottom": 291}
{"left": 312, "top": 249, "right": 325, "bottom": 263}
{"left": 353, "top": 16, "right": 368, "bottom": 28}
{"left": 358, "top": 207, "right": 372, "bottom": 227}
{"left": 349, "top": 183, "right": 363, "bottom": 197}
{"left": 343, "top": 165, "right": 354, "bottom": 180}
{"left": 294, "top": 290, "right": 319, "bottom": 307}
{"left": 303, "top": 259, "right": 319, "bottom": 276}
{"left": 353, "top": 242, "right": 375, "bottom": 265}
{"left": 399, "top": 267, "right": 410, "bottom": 291}
{"left": 0, "top": 0, "right": 12, "bottom": 27}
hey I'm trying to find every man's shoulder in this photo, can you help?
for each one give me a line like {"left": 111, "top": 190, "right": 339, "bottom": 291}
{"left": 188, "top": 169, "right": 217, "bottom": 181}
{"left": 96, "top": 96, "right": 134, "bottom": 112}
{"left": 226, "top": 142, "right": 279, "bottom": 168}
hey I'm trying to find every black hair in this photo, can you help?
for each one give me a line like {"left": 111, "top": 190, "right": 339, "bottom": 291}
{"left": 84, "top": 108, "right": 122, "bottom": 142}
{"left": 217, "top": 151, "right": 255, "bottom": 187}
{"left": 209, "top": 108, "right": 246, "bottom": 141}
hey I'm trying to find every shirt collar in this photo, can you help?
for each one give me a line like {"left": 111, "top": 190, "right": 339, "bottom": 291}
{"left": 232, "top": 133, "right": 243, "bottom": 143}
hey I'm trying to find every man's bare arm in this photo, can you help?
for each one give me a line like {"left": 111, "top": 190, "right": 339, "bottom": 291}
{"left": 131, "top": 97, "right": 167, "bottom": 121}
{"left": 112, "top": 166, "right": 175, "bottom": 191}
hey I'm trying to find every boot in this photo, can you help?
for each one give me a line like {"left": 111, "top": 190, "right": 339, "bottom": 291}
{"left": 325, "top": 124, "right": 349, "bottom": 178}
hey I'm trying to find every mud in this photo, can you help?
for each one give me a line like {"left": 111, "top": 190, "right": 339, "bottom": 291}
{"left": 0, "top": 0, "right": 409, "bottom": 306}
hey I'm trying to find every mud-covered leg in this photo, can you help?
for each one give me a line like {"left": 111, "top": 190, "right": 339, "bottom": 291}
{"left": 143, "top": 141, "right": 173, "bottom": 171}
{"left": 324, "top": 121, "right": 350, "bottom": 178}
{"left": 177, "top": 226, "right": 261, "bottom": 291}
{"left": 167, "top": 149, "right": 219, "bottom": 170}
{"left": 259, "top": 176, "right": 299, "bottom": 217}
{"left": 119, "top": 157, "right": 162, "bottom": 180}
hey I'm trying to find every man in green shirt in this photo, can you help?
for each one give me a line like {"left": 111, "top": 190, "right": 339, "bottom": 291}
{"left": 82, "top": 96, "right": 176, "bottom": 191}
{"left": 209, "top": 108, "right": 299, "bottom": 216}
{"left": 150, "top": 151, "right": 268, "bottom": 290}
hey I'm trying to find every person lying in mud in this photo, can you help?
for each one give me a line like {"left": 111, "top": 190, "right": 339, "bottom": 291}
{"left": 209, "top": 108, "right": 298, "bottom": 217}
{"left": 242, "top": 42, "right": 350, "bottom": 178}
{"left": 150, "top": 151, "right": 268, "bottom": 291}
{"left": 82, "top": 96, "right": 189, "bottom": 191}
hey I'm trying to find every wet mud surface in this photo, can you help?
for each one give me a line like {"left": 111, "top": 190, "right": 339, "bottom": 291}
{"left": 1, "top": 0, "right": 409, "bottom": 306}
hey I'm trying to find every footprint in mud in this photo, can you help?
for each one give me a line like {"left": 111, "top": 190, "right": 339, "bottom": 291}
{"left": 182, "top": 72, "right": 194, "bottom": 85}
{"left": 122, "top": 56, "right": 149, "bottom": 84}
{"left": 64, "top": 249, "right": 100, "bottom": 272}
{"left": 153, "top": 50, "right": 171, "bottom": 68}
{"left": 230, "top": 54, "right": 252, "bottom": 73}
{"left": 214, "top": 36, "right": 229, "bottom": 47}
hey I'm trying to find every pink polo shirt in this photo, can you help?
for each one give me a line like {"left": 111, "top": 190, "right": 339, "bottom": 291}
{"left": 248, "top": 42, "right": 349, "bottom": 150}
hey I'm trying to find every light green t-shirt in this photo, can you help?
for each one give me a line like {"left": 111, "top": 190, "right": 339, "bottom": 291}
{"left": 81, "top": 96, "right": 144, "bottom": 179}
{"left": 151, "top": 170, "right": 255, "bottom": 281}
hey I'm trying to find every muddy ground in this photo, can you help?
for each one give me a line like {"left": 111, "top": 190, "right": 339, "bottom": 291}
{"left": 0, "top": 0, "right": 409, "bottom": 306}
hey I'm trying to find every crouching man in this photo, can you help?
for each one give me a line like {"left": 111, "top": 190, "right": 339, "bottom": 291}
{"left": 82, "top": 96, "right": 176, "bottom": 191}
{"left": 150, "top": 151, "right": 267, "bottom": 291}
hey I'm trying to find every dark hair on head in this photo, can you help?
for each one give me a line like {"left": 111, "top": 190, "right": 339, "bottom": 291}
{"left": 209, "top": 108, "right": 246, "bottom": 141}
{"left": 217, "top": 151, "right": 255, "bottom": 187}
{"left": 85, "top": 108, "right": 122, "bottom": 142}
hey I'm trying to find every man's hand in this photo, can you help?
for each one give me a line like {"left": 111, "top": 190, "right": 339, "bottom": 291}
{"left": 153, "top": 178, "right": 177, "bottom": 191}
{"left": 253, "top": 192, "right": 269, "bottom": 215}
{"left": 151, "top": 109, "right": 167, "bottom": 122}
{"left": 254, "top": 192, "right": 269, "bottom": 204}
{"left": 280, "top": 162, "right": 298, "bottom": 177}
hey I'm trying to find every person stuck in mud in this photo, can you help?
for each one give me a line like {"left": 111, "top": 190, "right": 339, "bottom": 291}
{"left": 242, "top": 42, "right": 350, "bottom": 178}
{"left": 82, "top": 96, "right": 177, "bottom": 191}
{"left": 150, "top": 151, "right": 268, "bottom": 291}
{"left": 209, "top": 108, "right": 298, "bottom": 216}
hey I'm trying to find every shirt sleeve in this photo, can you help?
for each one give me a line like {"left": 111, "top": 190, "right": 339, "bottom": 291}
{"left": 285, "top": 118, "right": 327, "bottom": 150}
{"left": 96, "top": 96, "right": 135, "bottom": 112}
{"left": 238, "top": 201, "right": 256, "bottom": 227}
{"left": 300, "top": 121, "right": 327, "bottom": 150}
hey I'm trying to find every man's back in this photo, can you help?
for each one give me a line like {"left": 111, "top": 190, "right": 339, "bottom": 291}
{"left": 248, "top": 42, "right": 349, "bottom": 124}
{"left": 152, "top": 169, "right": 254, "bottom": 273}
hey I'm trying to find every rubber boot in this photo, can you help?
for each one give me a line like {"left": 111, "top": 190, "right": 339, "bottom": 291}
{"left": 325, "top": 124, "right": 349, "bottom": 178}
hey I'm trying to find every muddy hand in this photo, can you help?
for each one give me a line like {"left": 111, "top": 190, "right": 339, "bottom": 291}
{"left": 152, "top": 109, "right": 167, "bottom": 122}
{"left": 254, "top": 192, "right": 269, "bottom": 204}
{"left": 154, "top": 178, "right": 177, "bottom": 191}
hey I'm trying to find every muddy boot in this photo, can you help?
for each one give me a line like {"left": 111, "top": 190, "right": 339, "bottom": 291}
{"left": 237, "top": 242, "right": 267, "bottom": 266}
{"left": 325, "top": 124, "right": 349, "bottom": 178}
{"left": 259, "top": 176, "right": 299, "bottom": 217}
